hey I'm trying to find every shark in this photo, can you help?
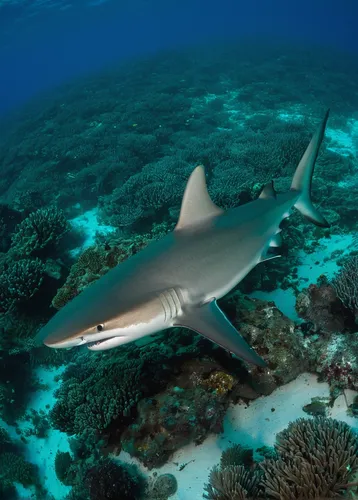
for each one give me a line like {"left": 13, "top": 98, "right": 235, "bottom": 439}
{"left": 38, "top": 110, "right": 330, "bottom": 367}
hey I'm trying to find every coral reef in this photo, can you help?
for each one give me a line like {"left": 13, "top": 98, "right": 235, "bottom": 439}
{"left": 11, "top": 206, "right": 69, "bottom": 258}
{"left": 204, "top": 417, "right": 358, "bottom": 499}
{"left": 145, "top": 473, "right": 178, "bottom": 500}
{"left": 0, "top": 351, "right": 33, "bottom": 423}
{"left": 204, "top": 465, "right": 262, "bottom": 500}
{"left": 260, "top": 417, "right": 358, "bottom": 499}
{"left": 332, "top": 254, "right": 358, "bottom": 320}
{"left": 220, "top": 444, "right": 254, "bottom": 469}
{"left": 226, "top": 292, "right": 309, "bottom": 393}
{"left": 0, "top": 41, "right": 357, "bottom": 500}
{"left": 121, "top": 360, "right": 236, "bottom": 469}
{"left": 296, "top": 275, "right": 349, "bottom": 333}
{"left": 0, "top": 425, "right": 44, "bottom": 498}
{"left": 0, "top": 258, "right": 45, "bottom": 314}
{"left": 85, "top": 459, "right": 145, "bottom": 500}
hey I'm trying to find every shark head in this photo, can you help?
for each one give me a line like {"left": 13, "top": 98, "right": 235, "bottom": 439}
{"left": 38, "top": 275, "right": 169, "bottom": 351}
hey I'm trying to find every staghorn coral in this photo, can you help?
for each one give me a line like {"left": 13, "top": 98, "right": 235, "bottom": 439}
{"left": 260, "top": 417, "right": 358, "bottom": 499}
{"left": 203, "top": 465, "right": 262, "bottom": 500}
{"left": 11, "top": 206, "right": 69, "bottom": 258}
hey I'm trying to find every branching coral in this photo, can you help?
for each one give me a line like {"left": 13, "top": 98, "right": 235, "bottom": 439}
{"left": 220, "top": 444, "right": 254, "bottom": 469}
{"left": 11, "top": 206, "right": 69, "bottom": 257}
{"left": 0, "top": 258, "right": 45, "bottom": 313}
{"left": 50, "top": 354, "right": 144, "bottom": 434}
{"left": 260, "top": 417, "right": 358, "bottom": 499}
{"left": 332, "top": 255, "right": 358, "bottom": 318}
{"left": 204, "top": 465, "right": 262, "bottom": 500}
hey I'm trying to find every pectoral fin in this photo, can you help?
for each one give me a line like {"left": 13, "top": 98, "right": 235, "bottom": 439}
{"left": 174, "top": 300, "right": 267, "bottom": 367}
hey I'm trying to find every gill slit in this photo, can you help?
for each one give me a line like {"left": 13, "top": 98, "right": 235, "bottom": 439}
{"left": 159, "top": 288, "right": 182, "bottom": 322}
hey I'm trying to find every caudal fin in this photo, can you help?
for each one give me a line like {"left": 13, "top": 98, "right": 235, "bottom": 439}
{"left": 290, "top": 110, "right": 330, "bottom": 227}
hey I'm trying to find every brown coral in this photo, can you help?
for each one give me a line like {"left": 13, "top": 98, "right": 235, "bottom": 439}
{"left": 260, "top": 417, "right": 358, "bottom": 499}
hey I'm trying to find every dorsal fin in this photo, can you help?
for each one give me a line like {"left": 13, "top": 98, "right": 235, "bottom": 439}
{"left": 259, "top": 181, "right": 276, "bottom": 200}
{"left": 175, "top": 165, "right": 224, "bottom": 230}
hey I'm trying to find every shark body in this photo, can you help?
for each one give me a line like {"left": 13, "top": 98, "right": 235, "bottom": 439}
{"left": 39, "top": 111, "right": 330, "bottom": 367}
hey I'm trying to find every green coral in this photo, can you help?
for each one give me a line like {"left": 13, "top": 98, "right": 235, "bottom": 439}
{"left": 0, "top": 258, "right": 45, "bottom": 313}
{"left": 55, "top": 451, "right": 74, "bottom": 486}
{"left": 11, "top": 206, "right": 69, "bottom": 257}
{"left": 50, "top": 354, "right": 143, "bottom": 434}
{"left": 0, "top": 452, "right": 39, "bottom": 487}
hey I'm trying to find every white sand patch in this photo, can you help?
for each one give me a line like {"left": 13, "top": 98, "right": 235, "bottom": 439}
{"left": 296, "top": 233, "right": 356, "bottom": 286}
{"left": 69, "top": 207, "right": 116, "bottom": 257}
{"left": 249, "top": 233, "right": 357, "bottom": 321}
{"left": 1, "top": 366, "right": 71, "bottom": 500}
{"left": 118, "top": 372, "right": 357, "bottom": 500}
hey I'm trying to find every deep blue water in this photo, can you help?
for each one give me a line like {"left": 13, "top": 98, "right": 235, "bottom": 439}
{"left": 0, "top": 0, "right": 357, "bottom": 116}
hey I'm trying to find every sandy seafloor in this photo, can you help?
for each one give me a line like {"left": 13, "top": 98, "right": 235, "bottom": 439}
{"left": 1, "top": 116, "right": 358, "bottom": 499}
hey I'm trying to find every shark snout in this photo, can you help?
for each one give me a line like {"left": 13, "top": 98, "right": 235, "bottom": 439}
{"left": 43, "top": 336, "right": 86, "bottom": 349}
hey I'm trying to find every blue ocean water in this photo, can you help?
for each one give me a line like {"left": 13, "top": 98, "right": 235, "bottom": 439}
{"left": 0, "top": 1, "right": 358, "bottom": 499}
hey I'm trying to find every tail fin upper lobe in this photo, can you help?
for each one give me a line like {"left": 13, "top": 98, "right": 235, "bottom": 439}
{"left": 290, "top": 109, "right": 330, "bottom": 227}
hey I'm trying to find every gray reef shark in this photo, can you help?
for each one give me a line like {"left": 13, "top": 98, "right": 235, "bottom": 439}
{"left": 39, "top": 110, "right": 330, "bottom": 367}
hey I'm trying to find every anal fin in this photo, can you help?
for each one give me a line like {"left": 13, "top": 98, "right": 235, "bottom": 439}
{"left": 174, "top": 300, "right": 266, "bottom": 367}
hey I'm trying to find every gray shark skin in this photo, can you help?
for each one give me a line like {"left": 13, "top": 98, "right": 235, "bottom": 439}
{"left": 38, "top": 110, "right": 330, "bottom": 367}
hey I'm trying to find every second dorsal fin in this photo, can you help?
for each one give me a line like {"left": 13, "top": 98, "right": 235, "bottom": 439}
{"left": 175, "top": 165, "right": 224, "bottom": 230}
{"left": 259, "top": 181, "right": 276, "bottom": 200}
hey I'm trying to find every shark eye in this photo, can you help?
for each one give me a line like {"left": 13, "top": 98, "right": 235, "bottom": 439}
{"left": 96, "top": 324, "right": 104, "bottom": 332}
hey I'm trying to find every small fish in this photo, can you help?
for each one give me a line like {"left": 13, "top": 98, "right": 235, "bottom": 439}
{"left": 38, "top": 111, "right": 330, "bottom": 368}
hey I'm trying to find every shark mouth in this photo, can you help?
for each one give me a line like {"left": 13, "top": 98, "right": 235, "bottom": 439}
{"left": 87, "top": 336, "right": 125, "bottom": 351}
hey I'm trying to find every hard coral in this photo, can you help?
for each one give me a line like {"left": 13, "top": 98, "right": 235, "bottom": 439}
{"left": 296, "top": 276, "right": 347, "bottom": 333}
{"left": 0, "top": 258, "right": 45, "bottom": 313}
{"left": 260, "top": 417, "right": 358, "bottom": 499}
{"left": 332, "top": 255, "right": 358, "bottom": 319}
{"left": 121, "top": 361, "right": 236, "bottom": 469}
{"left": 204, "top": 465, "right": 262, "bottom": 500}
{"left": 146, "top": 473, "right": 178, "bottom": 500}
{"left": 11, "top": 206, "right": 69, "bottom": 258}
{"left": 85, "top": 459, "right": 145, "bottom": 500}
{"left": 314, "top": 332, "right": 358, "bottom": 395}
{"left": 226, "top": 292, "right": 308, "bottom": 393}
